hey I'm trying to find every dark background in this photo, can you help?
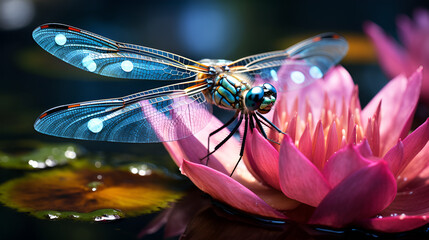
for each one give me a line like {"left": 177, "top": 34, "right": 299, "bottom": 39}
{"left": 1, "top": 0, "right": 428, "bottom": 239}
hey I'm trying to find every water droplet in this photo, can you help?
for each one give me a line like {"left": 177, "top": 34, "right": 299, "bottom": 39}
{"left": 64, "top": 149, "right": 76, "bottom": 159}
{"left": 94, "top": 161, "right": 102, "bottom": 168}
{"left": 138, "top": 169, "right": 152, "bottom": 176}
{"left": 121, "top": 60, "right": 133, "bottom": 72}
{"left": 54, "top": 33, "right": 66, "bottom": 46}
{"left": 28, "top": 159, "right": 45, "bottom": 169}
{"left": 94, "top": 214, "right": 120, "bottom": 221}
{"left": 28, "top": 159, "right": 38, "bottom": 168}
{"left": 399, "top": 213, "right": 406, "bottom": 220}
{"left": 290, "top": 71, "right": 305, "bottom": 84}
{"left": 87, "top": 181, "right": 103, "bottom": 191}
{"left": 47, "top": 213, "right": 59, "bottom": 219}
{"left": 45, "top": 158, "right": 55, "bottom": 167}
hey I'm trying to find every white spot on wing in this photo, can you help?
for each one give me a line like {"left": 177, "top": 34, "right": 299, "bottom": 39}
{"left": 121, "top": 60, "right": 133, "bottom": 72}
{"left": 270, "top": 69, "right": 278, "bottom": 81}
{"left": 309, "top": 66, "right": 323, "bottom": 79}
{"left": 54, "top": 33, "right": 66, "bottom": 46}
{"left": 87, "top": 118, "right": 103, "bottom": 133}
{"left": 291, "top": 71, "right": 305, "bottom": 84}
{"left": 82, "top": 55, "right": 97, "bottom": 72}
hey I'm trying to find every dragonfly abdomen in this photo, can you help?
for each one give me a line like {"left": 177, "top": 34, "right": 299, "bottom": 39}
{"left": 210, "top": 73, "right": 250, "bottom": 110}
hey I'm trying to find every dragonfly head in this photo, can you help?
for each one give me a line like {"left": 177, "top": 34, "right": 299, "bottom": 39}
{"left": 245, "top": 83, "right": 277, "bottom": 114}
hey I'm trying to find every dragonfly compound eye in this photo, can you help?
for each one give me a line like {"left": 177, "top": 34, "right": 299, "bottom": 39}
{"left": 245, "top": 86, "right": 265, "bottom": 111}
{"left": 262, "top": 83, "right": 277, "bottom": 99}
{"left": 245, "top": 84, "right": 277, "bottom": 114}
{"left": 258, "top": 83, "right": 277, "bottom": 114}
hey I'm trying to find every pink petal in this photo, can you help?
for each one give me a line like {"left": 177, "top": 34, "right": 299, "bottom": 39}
{"left": 163, "top": 140, "right": 187, "bottom": 167}
{"left": 181, "top": 160, "right": 286, "bottom": 219}
{"left": 383, "top": 140, "right": 404, "bottom": 177}
{"left": 397, "top": 15, "right": 415, "bottom": 50}
{"left": 362, "top": 68, "right": 422, "bottom": 156}
{"left": 414, "top": 8, "right": 429, "bottom": 29}
{"left": 279, "top": 135, "right": 331, "bottom": 207}
{"left": 309, "top": 161, "right": 397, "bottom": 228}
{"left": 356, "top": 139, "right": 374, "bottom": 158}
{"left": 245, "top": 130, "right": 281, "bottom": 190}
{"left": 364, "top": 21, "right": 407, "bottom": 78}
{"left": 398, "top": 143, "right": 429, "bottom": 189}
{"left": 312, "top": 121, "right": 326, "bottom": 169}
{"left": 286, "top": 114, "right": 297, "bottom": 143}
{"left": 298, "top": 123, "right": 313, "bottom": 160}
{"left": 359, "top": 216, "right": 429, "bottom": 233}
{"left": 383, "top": 118, "right": 429, "bottom": 177}
{"left": 382, "top": 181, "right": 429, "bottom": 216}
{"left": 322, "top": 144, "right": 373, "bottom": 188}
{"left": 325, "top": 121, "right": 339, "bottom": 161}
{"left": 164, "top": 113, "right": 244, "bottom": 175}
{"left": 163, "top": 112, "right": 262, "bottom": 191}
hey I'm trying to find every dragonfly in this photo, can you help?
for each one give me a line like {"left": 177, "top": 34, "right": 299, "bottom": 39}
{"left": 33, "top": 23, "right": 348, "bottom": 175}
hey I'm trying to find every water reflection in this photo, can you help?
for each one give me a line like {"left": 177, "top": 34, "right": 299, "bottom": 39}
{"left": 182, "top": 205, "right": 429, "bottom": 240}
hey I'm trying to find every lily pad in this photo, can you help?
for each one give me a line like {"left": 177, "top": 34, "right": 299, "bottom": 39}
{"left": 0, "top": 141, "right": 81, "bottom": 170}
{"left": 0, "top": 166, "right": 186, "bottom": 221}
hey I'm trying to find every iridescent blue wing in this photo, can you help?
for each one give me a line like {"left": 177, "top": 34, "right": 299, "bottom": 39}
{"left": 32, "top": 23, "right": 210, "bottom": 80}
{"left": 34, "top": 81, "right": 212, "bottom": 143}
{"left": 229, "top": 33, "right": 348, "bottom": 91}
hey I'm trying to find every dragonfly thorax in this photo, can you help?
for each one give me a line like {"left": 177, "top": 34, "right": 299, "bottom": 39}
{"left": 207, "top": 73, "right": 251, "bottom": 111}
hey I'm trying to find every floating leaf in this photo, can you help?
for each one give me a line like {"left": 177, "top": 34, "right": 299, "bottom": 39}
{"left": 0, "top": 141, "right": 81, "bottom": 170}
{"left": 0, "top": 166, "right": 185, "bottom": 221}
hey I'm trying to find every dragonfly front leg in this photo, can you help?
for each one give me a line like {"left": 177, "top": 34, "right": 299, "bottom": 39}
{"left": 255, "top": 111, "right": 286, "bottom": 134}
{"left": 230, "top": 114, "right": 249, "bottom": 177}
{"left": 201, "top": 111, "right": 243, "bottom": 166}
{"left": 204, "top": 111, "right": 240, "bottom": 166}
{"left": 252, "top": 113, "right": 282, "bottom": 145}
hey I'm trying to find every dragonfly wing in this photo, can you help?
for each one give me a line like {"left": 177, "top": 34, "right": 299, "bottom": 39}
{"left": 231, "top": 33, "right": 348, "bottom": 91}
{"left": 34, "top": 83, "right": 212, "bottom": 143}
{"left": 33, "top": 23, "right": 209, "bottom": 80}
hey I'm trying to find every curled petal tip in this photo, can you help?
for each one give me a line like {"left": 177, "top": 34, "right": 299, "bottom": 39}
{"left": 417, "top": 65, "right": 423, "bottom": 72}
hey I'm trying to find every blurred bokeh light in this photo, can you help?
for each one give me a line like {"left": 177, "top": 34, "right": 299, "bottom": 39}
{"left": 0, "top": 0, "right": 34, "bottom": 30}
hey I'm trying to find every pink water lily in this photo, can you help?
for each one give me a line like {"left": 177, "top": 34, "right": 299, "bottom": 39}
{"left": 365, "top": 8, "right": 429, "bottom": 104}
{"left": 163, "top": 66, "right": 429, "bottom": 233}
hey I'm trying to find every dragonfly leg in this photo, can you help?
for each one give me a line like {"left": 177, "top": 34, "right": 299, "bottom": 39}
{"left": 230, "top": 114, "right": 249, "bottom": 177}
{"left": 253, "top": 113, "right": 268, "bottom": 139}
{"left": 249, "top": 113, "right": 255, "bottom": 131}
{"left": 201, "top": 112, "right": 244, "bottom": 165}
{"left": 255, "top": 111, "right": 285, "bottom": 134}
{"left": 205, "top": 111, "right": 240, "bottom": 165}
{"left": 253, "top": 113, "right": 281, "bottom": 145}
